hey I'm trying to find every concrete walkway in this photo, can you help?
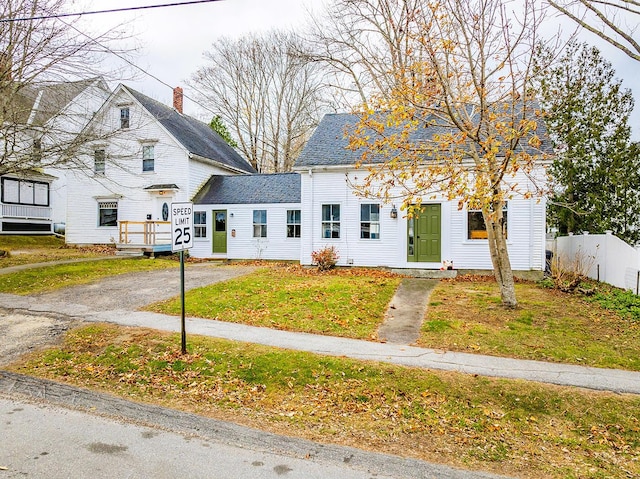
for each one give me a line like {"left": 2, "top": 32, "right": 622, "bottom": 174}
{"left": 2, "top": 290, "right": 640, "bottom": 395}
{"left": 378, "top": 279, "right": 438, "bottom": 344}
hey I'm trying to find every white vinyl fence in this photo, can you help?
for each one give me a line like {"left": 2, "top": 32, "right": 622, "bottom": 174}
{"left": 548, "top": 232, "right": 640, "bottom": 293}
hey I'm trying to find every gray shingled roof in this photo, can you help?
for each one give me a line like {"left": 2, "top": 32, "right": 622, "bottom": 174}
{"left": 295, "top": 111, "right": 554, "bottom": 168}
{"left": 124, "top": 86, "right": 255, "bottom": 174}
{"left": 193, "top": 173, "right": 300, "bottom": 205}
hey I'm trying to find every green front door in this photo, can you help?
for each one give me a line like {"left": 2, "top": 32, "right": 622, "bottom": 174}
{"left": 212, "top": 210, "right": 227, "bottom": 254}
{"left": 408, "top": 204, "right": 441, "bottom": 263}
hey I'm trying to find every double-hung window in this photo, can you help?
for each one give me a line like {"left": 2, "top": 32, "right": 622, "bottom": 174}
{"left": 142, "top": 145, "right": 155, "bottom": 172}
{"left": 120, "top": 107, "right": 130, "bottom": 129}
{"left": 321, "top": 204, "right": 340, "bottom": 238}
{"left": 468, "top": 203, "right": 508, "bottom": 239}
{"left": 253, "top": 209, "right": 267, "bottom": 237}
{"left": 360, "top": 204, "right": 380, "bottom": 239}
{"left": 98, "top": 201, "right": 118, "bottom": 227}
{"left": 94, "top": 149, "right": 105, "bottom": 174}
{"left": 287, "top": 209, "right": 301, "bottom": 238}
{"left": 194, "top": 211, "right": 207, "bottom": 238}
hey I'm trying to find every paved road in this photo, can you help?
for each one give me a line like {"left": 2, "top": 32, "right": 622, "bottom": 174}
{"left": 0, "top": 373, "right": 507, "bottom": 479}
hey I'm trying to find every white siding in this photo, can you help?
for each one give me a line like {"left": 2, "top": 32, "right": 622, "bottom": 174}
{"left": 300, "top": 167, "right": 547, "bottom": 271}
{"left": 45, "top": 81, "right": 111, "bottom": 226}
{"left": 65, "top": 88, "right": 228, "bottom": 245}
{"left": 191, "top": 203, "right": 301, "bottom": 260}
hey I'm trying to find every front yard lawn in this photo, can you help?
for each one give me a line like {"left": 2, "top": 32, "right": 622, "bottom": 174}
{"left": 8, "top": 323, "right": 640, "bottom": 479}
{"left": 419, "top": 277, "right": 640, "bottom": 371}
{"left": 147, "top": 266, "right": 401, "bottom": 339}
{"left": 0, "top": 235, "right": 113, "bottom": 268}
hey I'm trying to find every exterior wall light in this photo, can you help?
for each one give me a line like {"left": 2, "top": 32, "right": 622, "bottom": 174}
{"left": 390, "top": 205, "right": 398, "bottom": 219}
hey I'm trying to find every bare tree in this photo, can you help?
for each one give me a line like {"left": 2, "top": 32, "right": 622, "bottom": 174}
{"left": 0, "top": 0, "right": 128, "bottom": 176}
{"left": 345, "top": 0, "right": 555, "bottom": 307}
{"left": 300, "top": 0, "right": 431, "bottom": 108}
{"left": 548, "top": 0, "right": 640, "bottom": 61}
{"left": 191, "top": 30, "right": 325, "bottom": 173}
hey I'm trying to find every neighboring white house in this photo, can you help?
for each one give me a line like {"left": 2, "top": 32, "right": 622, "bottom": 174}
{"left": 64, "top": 84, "right": 255, "bottom": 250}
{"left": 1, "top": 78, "right": 110, "bottom": 234}
{"left": 292, "top": 113, "right": 550, "bottom": 271}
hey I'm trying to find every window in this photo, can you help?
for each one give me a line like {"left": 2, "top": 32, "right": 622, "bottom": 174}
{"left": 142, "top": 145, "right": 154, "bottom": 172}
{"left": 468, "top": 204, "right": 508, "bottom": 239}
{"left": 253, "top": 209, "right": 267, "bottom": 237}
{"left": 94, "top": 149, "right": 105, "bottom": 174}
{"left": 194, "top": 211, "right": 207, "bottom": 238}
{"left": 98, "top": 201, "right": 118, "bottom": 227}
{"left": 1, "top": 178, "right": 49, "bottom": 206}
{"left": 322, "top": 204, "right": 340, "bottom": 238}
{"left": 287, "top": 209, "right": 301, "bottom": 238}
{"left": 360, "top": 204, "right": 380, "bottom": 239}
{"left": 120, "top": 107, "right": 130, "bottom": 129}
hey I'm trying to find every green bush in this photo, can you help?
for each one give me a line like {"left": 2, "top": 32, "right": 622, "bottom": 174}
{"left": 588, "top": 288, "right": 640, "bottom": 321}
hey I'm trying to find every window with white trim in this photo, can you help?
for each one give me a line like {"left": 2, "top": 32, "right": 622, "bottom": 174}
{"left": 322, "top": 204, "right": 340, "bottom": 238}
{"left": 286, "top": 209, "right": 301, "bottom": 238}
{"left": 98, "top": 201, "right": 118, "bottom": 227}
{"left": 94, "top": 149, "right": 105, "bottom": 174}
{"left": 360, "top": 204, "right": 380, "bottom": 239}
{"left": 468, "top": 203, "right": 508, "bottom": 239}
{"left": 194, "top": 211, "right": 207, "bottom": 238}
{"left": 142, "top": 145, "right": 154, "bottom": 172}
{"left": 253, "top": 209, "right": 267, "bottom": 237}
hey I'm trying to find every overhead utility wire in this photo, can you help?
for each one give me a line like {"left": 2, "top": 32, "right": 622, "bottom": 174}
{"left": 60, "top": 17, "right": 221, "bottom": 118}
{"left": 0, "top": 0, "right": 224, "bottom": 23}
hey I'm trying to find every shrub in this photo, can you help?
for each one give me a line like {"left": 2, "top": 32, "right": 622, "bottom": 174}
{"left": 311, "top": 246, "right": 339, "bottom": 271}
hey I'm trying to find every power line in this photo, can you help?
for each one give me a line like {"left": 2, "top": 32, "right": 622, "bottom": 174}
{"left": 0, "top": 0, "right": 225, "bottom": 23}
{"left": 59, "top": 17, "right": 221, "bottom": 119}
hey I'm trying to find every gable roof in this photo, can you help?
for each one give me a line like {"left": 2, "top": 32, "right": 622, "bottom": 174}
{"left": 122, "top": 85, "right": 255, "bottom": 174}
{"left": 10, "top": 78, "right": 108, "bottom": 126}
{"left": 193, "top": 173, "right": 300, "bottom": 205}
{"left": 295, "top": 111, "right": 553, "bottom": 168}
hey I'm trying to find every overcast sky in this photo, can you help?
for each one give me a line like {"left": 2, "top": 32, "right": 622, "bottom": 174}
{"left": 86, "top": 0, "right": 640, "bottom": 136}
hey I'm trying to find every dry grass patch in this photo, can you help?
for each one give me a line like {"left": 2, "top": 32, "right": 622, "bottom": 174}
{"left": 147, "top": 265, "right": 401, "bottom": 339}
{"left": 0, "top": 235, "right": 114, "bottom": 268}
{"left": 9, "top": 323, "right": 640, "bottom": 479}
{"left": 420, "top": 276, "right": 640, "bottom": 370}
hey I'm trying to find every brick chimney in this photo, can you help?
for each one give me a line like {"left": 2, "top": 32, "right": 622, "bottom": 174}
{"left": 173, "top": 86, "right": 183, "bottom": 114}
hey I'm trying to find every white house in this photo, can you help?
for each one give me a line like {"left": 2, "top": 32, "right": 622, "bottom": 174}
{"left": 191, "top": 113, "right": 551, "bottom": 272}
{"left": 293, "top": 113, "right": 550, "bottom": 271}
{"left": 1, "top": 78, "right": 110, "bottom": 234}
{"left": 191, "top": 173, "right": 301, "bottom": 260}
{"left": 64, "top": 84, "right": 255, "bottom": 251}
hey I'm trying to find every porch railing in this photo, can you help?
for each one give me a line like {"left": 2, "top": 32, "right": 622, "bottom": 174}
{"left": 119, "top": 221, "right": 171, "bottom": 245}
{"left": 1, "top": 204, "right": 51, "bottom": 220}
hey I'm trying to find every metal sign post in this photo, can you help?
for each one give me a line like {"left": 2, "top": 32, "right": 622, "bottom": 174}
{"left": 171, "top": 202, "right": 193, "bottom": 355}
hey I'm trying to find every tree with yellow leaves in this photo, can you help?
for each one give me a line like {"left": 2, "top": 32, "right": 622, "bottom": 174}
{"left": 346, "top": 0, "right": 555, "bottom": 307}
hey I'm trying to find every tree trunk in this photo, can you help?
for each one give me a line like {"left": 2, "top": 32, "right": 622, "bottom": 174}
{"left": 484, "top": 209, "right": 517, "bottom": 308}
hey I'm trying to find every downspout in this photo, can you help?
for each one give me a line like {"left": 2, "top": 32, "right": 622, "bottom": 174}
{"left": 308, "top": 169, "right": 313, "bottom": 265}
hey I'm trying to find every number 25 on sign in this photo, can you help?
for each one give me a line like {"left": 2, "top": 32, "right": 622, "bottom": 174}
{"left": 171, "top": 202, "right": 193, "bottom": 252}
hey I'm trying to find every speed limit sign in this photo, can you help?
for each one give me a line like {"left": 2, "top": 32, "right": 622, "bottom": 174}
{"left": 171, "top": 202, "right": 194, "bottom": 252}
